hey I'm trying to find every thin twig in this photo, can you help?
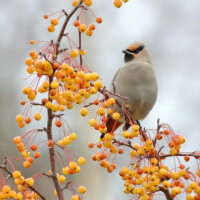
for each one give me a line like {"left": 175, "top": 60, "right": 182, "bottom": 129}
{"left": 112, "top": 139, "right": 137, "bottom": 150}
{"left": 160, "top": 153, "right": 200, "bottom": 159}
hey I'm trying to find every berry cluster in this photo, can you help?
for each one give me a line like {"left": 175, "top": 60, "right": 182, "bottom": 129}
{"left": 0, "top": 169, "right": 39, "bottom": 200}
{"left": 83, "top": 97, "right": 200, "bottom": 200}
{"left": 10, "top": 1, "right": 106, "bottom": 199}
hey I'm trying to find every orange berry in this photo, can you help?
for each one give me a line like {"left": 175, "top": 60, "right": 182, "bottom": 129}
{"left": 74, "top": 20, "right": 80, "bottom": 27}
{"left": 55, "top": 120, "right": 62, "bottom": 127}
{"left": 156, "top": 133, "right": 163, "bottom": 140}
{"left": 179, "top": 164, "right": 185, "bottom": 169}
{"left": 114, "top": 0, "right": 122, "bottom": 8}
{"left": 34, "top": 152, "right": 40, "bottom": 159}
{"left": 85, "top": 29, "right": 93, "bottom": 36}
{"left": 118, "top": 149, "right": 124, "bottom": 154}
{"left": 27, "top": 66, "right": 34, "bottom": 74}
{"left": 72, "top": 0, "right": 79, "bottom": 7}
{"left": 30, "top": 40, "right": 35, "bottom": 45}
{"left": 25, "top": 117, "right": 31, "bottom": 124}
{"left": 172, "top": 136, "right": 180, "bottom": 145}
{"left": 20, "top": 100, "right": 26, "bottom": 105}
{"left": 168, "top": 141, "right": 174, "bottom": 148}
{"left": 48, "top": 140, "right": 54, "bottom": 148}
{"left": 30, "top": 144, "right": 38, "bottom": 151}
{"left": 96, "top": 17, "right": 102, "bottom": 23}
{"left": 111, "top": 163, "right": 116, "bottom": 169}
{"left": 184, "top": 155, "right": 190, "bottom": 162}
{"left": 108, "top": 108, "right": 114, "bottom": 115}
{"left": 13, "top": 136, "right": 22, "bottom": 144}
{"left": 163, "top": 130, "right": 170, "bottom": 135}
{"left": 102, "top": 102, "right": 108, "bottom": 108}
{"left": 27, "top": 157, "right": 34, "bottom": 163}
{"left": 53, "top": 62, "right": 59, "bottom": 69}
{"left": 25, "top": 58, "right": 33, "bottom": 66}
{"left": 184, "top": 173, "right": 190, "bottom": 180}
{"left": 94, "top": 124, "right": 100, "bottom": 130}
{"left": 88, "top": 143, "right": 94, "bottom": 148}
{"left": 50, "top": 18, "right": 59, "bottom": 26}
{"left": 85, "top": 0, "right": 93, "bottom": 6}
{"left": 97, "top": 143, "right": 102, "bottom": 148}
{"left": 17, "top": 142, "right": 24, "bottom": 152}
{"left": 89, "top": 24, "right": 95, "bottom": 30}
{"left": 23, "top": 161, "right": 31, "bottom": 168}
{"left": 107, "top": 166, "right": 114, "bottom": 173}
{"left": 93, "top": 99, "right": 100, "bottom": 105}
{"left": 48, "top": 25, "right": 55, "bottom": 32}
{"left": 43, "top": 14, "right": 48, "bottom": 19}
{"left": 79, "top": 49, "right": 86, "bottom": 55}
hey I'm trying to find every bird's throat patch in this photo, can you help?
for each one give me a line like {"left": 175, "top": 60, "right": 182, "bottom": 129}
{"left": 124, "top": 53, "right": 134, "bottom": 63}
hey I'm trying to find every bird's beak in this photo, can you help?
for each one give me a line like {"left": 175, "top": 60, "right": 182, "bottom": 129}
{"left": 122, "top": 50, "right": 132, "bottom": 55}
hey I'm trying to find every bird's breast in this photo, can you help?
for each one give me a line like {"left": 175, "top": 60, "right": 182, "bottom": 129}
{"left": 112, "top": 61, "right": 158, "bottom": 120}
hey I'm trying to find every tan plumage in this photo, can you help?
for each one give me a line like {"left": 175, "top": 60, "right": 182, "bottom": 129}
{"left": 105, "top": 41, "right": 158, "bottom": 134}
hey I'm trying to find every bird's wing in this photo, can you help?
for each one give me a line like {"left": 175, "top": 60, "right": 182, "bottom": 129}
{"left": 110, "top": 68, "right": 121, "bottom": 93}
{"left": 109, "top": 61, "right": 157, "bottom": 119}
{"left": 112, "top": 68, "right": 120, "bottom": 84}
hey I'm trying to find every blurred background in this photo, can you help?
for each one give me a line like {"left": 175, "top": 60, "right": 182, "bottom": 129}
{"left": 1, "top": 0, "right": 200, "bottom": 199}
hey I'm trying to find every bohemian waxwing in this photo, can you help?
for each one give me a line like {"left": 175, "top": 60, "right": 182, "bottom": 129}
{"left": 103, "top": 41, "right": 158, "bottom": 137}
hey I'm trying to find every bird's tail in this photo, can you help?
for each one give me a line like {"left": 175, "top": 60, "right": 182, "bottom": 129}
{"left": 100, "top": 117, "right": 122, "bottom": 139}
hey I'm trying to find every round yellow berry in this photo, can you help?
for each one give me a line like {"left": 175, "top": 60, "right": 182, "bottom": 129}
{"left": 94, "top": 81, "right": 102, "bottom": 89}
{"left": 25, "top": 178, "right": 34, "bottom": 186}
{"left": 79, "top": 24, "right": 87, "bottom": 32}
{"left": 89, "top": 119, "right": 97, "bottom": 127}
{"left": 70, "top": 49, "right": 78, "bottom": 58}
{"left": 16, "top": 115, "right": 23, "bottom": 123}
{"left": 80, "top": 108, "right": 88, "bottom": 116}
{"left": 50, "top": 18, "right": 59, "bottom": 26}
{"left": 114, "top": 0, "right": 122, "bottom": 8}
{"left": 34, "top": 113, "right": 41, "bottom": 121}
{"left": 78, "top": 157, "right": 86, "bottom": 165}
{"left": 107, "top": 98, "right": 115, "bottom": 105}
{"left": 72, "top": 0, "right": 79, "bottom": 7}
{"left": 78, "top": 186, "right": 86, "bottom": 194}
{"left": 112, "top": 112, "right": 120, "bottom": 120}
{"left": 69, "top": 132, "right": 77, "bottom": 141}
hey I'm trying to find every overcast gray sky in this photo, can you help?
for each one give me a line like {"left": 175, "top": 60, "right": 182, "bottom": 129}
{"left": 1, "top": 0, "right": 200, "bottom": 199}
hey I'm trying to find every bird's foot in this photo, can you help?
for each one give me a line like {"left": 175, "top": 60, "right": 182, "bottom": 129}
{"left": 136, "top": 120, "right": 142, "bottom": 130}
{"left": 123, "top": 122, "right": 131, "bottom": 131}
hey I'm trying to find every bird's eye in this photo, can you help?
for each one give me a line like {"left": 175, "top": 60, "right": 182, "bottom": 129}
{"left": 126, "top": 45, "right": 144, "bottom": 54}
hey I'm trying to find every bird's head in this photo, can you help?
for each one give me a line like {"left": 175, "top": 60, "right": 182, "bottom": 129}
{"left": 122, "top": 41, "right": 152, "bottom": 64}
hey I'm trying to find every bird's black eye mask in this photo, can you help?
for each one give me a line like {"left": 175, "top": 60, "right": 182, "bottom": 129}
{"left": 126, "top": 45, "right": 144, "bottom": 54}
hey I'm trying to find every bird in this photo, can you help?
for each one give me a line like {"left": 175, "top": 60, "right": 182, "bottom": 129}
{"left": 101, "top": 41, "right": 158, "bottom": 138}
